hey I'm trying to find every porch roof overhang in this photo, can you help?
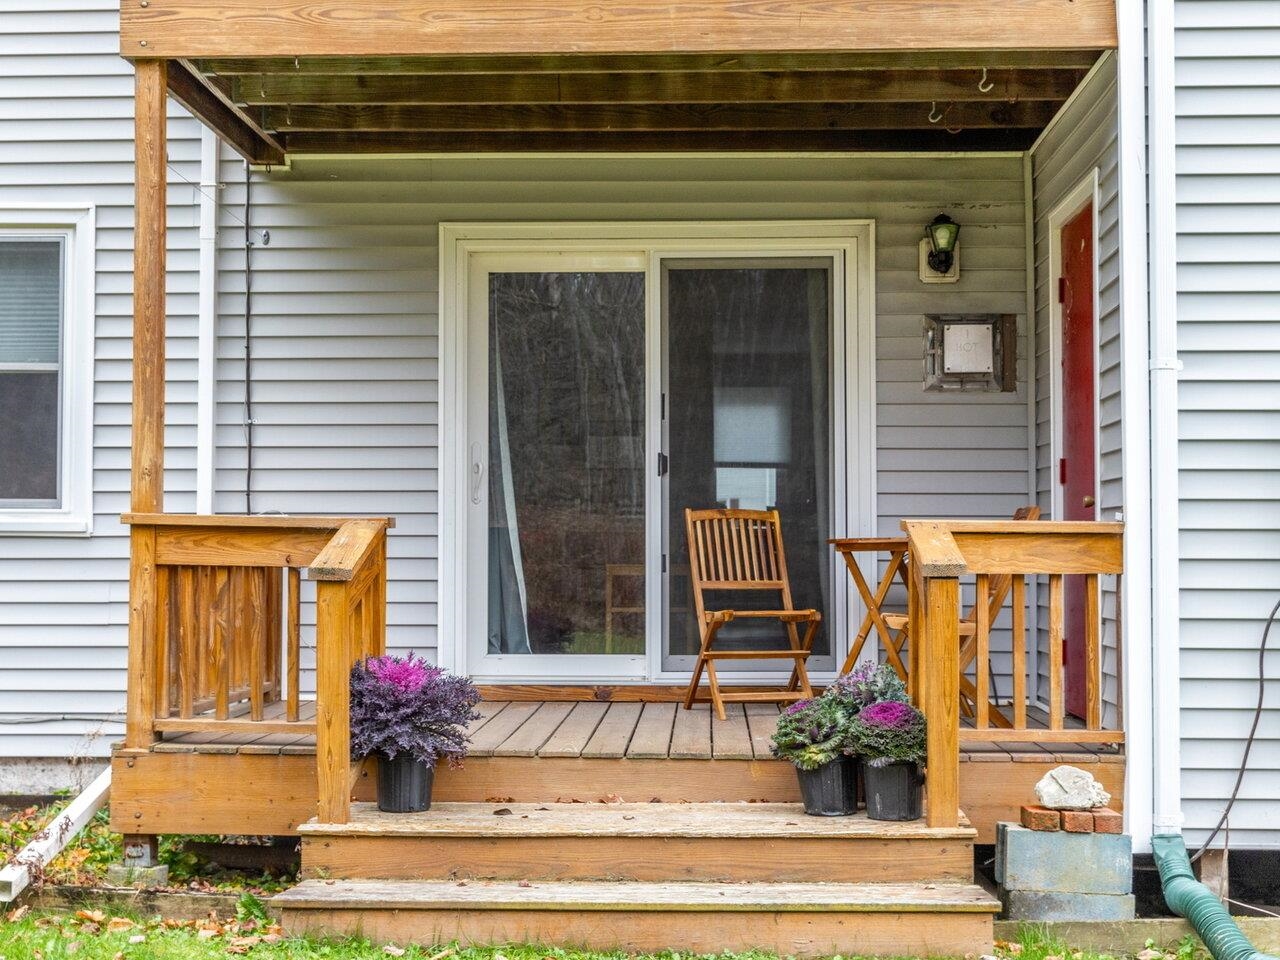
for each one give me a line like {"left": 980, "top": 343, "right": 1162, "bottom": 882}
{"left": 123, "top": 0, "right": 1116, "bottom": 165}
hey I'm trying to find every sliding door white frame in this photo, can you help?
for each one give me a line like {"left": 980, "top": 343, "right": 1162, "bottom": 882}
{"left": 439, "top": 221, "right": 876, "bottom": 684}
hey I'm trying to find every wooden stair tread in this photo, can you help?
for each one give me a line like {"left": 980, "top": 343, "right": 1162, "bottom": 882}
{"left": 300, "top": 801, "right": 976, "bottom": 840}
{"left": 275, "top": 878, "right": 1000, "bottom": 913}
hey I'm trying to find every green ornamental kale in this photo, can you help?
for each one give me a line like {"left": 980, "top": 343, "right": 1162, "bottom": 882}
{"left": 770, "top": 696, "right": 848, "bottom": 771}
{"left": 847, "top": 699, "right": 927, "bottom": 767}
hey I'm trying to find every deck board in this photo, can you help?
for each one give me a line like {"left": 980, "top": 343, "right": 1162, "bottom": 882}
{"left": 669, "top": 703, "right": 711, "bottom": 759}
{"left": 744, "top": 703, "right": 781, "bottom": 760}
{"left": 710, "top": 704, "right": 754, "bottom": 760}
{"left": 626, "top": 702, "right": 677, "bottom": 759}
{"left": 540, "top": 701, "right": 610, "bottom": 758}
{"left": 581, "top": 702, "right": 642, "bottom": 759}
{"left": 151, "top": 697, "right": 1122, "bottom": 764}
{"left": 494, "top": 702, "right": 575, "bottom": 757}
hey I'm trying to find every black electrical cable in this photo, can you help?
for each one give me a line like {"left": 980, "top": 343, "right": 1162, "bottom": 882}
{"left": 243, "top": 162, "right": 255, "bottom": 515}
{"left": 1189, "top": 594, "right": 1279, "bottom": 864}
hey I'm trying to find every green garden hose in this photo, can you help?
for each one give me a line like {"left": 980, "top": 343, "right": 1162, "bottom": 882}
{"left": 1151, "top": 833, "right": 1276, "bottom": 960}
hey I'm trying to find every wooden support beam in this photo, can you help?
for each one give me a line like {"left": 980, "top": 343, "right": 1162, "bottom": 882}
{"left": 232, "top": 68, "right": 1085, "bottom": 107}
{"left": 196, "top": 50, "right": 1105, "bottom": 76}
{"left": 266, "top": 100, "right": 1060, "bottom": 134}
{"left": 166, "top": 59, "right": 285, "bottom": 165}
{"left": 131, "top": 59, "right": 167, "bottom": 515}
{"left": 280, "top": 128, "right": 1038, "bottom": 154}
{"left": 121, "top": 0, "right": 1118, "bottom": 59}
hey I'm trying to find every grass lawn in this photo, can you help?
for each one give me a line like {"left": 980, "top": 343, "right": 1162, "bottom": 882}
{"left": 0, "top": 904, "right": 1207, "bottom": 960}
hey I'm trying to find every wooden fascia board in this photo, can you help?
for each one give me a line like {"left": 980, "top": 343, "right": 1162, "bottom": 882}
{"left": 164, "top": 59, "right": 286, "bottom": 165}
{"left": 121, "top": 1, "right": 1118, "bottom": 59}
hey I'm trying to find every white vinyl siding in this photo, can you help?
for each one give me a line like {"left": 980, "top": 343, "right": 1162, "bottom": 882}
{"left": 210, "top": 155, "right": 1031, "bottom": 692}
{"left": 0, "top": 3, "right": 200, "bottom": 757}
{"left": 1031, "top": 56, "right": 1124, "bottom": 726}
{"left": 1174, "top": 0, "right": 1280, "bottom": 848}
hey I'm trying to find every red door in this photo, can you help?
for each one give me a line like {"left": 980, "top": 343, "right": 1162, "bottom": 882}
{"left": 1060, "top": 202, "right": 1095, "bottom": 719}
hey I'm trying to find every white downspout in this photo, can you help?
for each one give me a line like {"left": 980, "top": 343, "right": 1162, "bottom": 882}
{"left": 1147, "top": 0, "right": 1184, "bottom": 836}
{"left": 195, "top": 129, "right": 219, "bottom": 514}
{"left": 1116, "top": 0, "right": 1157, "bottom": 850}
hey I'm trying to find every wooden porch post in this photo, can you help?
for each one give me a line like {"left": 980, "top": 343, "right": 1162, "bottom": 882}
{"left": 131, "top": 59, "right": 167, "bottom": 515}
{"left": 124, "top": 59, "right": 167, "bottom": 750}
{"left": 921, "top": 574, "right": 960, "bottom": 828}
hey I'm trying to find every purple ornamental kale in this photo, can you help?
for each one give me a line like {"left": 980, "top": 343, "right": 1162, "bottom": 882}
{"left": 349, "top": 654, "right": 481, "bottom": 768}
{"left": 859, "top": 699, "right": 919, "bottom": 730}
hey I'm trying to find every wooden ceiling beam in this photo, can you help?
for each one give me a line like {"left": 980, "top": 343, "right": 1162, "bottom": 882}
{"left": 278, "top": 128, "right": 1038, "bottom": 154}
{"left": 197, "top": 50, "right": 1104, "bottom": 76}
{"left": 121, "top": 0, "right": 1117, "bottom": 59}
{"left": 263, "top": 100, "right": 1062, "bottom": 134}
{"left": 231, "top": 69, "right": 1087, "bottom": 107}
{"left": 166, "top": 59, "right": 285, "bottom": 165}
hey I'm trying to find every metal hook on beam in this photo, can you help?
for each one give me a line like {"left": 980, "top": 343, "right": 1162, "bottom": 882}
{"left": 978, "top": 68, "right": 995, "bottom": 93}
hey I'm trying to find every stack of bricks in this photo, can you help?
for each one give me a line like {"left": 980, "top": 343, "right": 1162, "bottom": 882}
{"left": 995, "top": 815, "right": 1135, "bottom": 921}
{"left": 1020, "top": 804, "right": 1124, "bottom": 834}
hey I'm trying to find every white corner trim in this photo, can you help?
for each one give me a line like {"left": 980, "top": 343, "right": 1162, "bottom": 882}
{"left": 1046, "top": 168, "right": 1102, "bottom": 524}
{"left": 1146, "top": 0, "right": 1183, "bottom": 838}
{"left": 0, "top": 203, "right": 96, "bottom": 537}
{"left": 196, "top": 130, "right": 220, "bottom": 515}
{"left": 1116, "top": 0, "right": 1156, "bottom": 851}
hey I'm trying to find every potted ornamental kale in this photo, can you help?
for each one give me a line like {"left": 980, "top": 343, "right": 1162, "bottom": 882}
{"left": 349, "top": 654, "right": 481, "bottom": 812}
{"left": 847, "top": 699, "right": 927, "bottom": 821}
{"left": 770, "top": 696, "right": 857, "bottom": 816}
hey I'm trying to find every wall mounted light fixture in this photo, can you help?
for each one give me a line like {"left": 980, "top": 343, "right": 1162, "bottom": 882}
{"left": 919, "top": 213, "right": 961, "bottom": 283}
{"left": 925, "top": 214, "right": 960, "bottom": 273}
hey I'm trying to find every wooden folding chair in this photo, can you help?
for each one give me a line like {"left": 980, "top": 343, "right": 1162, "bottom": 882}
{"left": 683, "top": 508, "right": 820, "bottom": 720}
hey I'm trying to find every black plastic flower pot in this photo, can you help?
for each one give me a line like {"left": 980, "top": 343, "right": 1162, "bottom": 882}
{"left": 795, "top": 756, "right": 859, "bottom": 816}
{"left": 863, "top": 759, "right": 924, "bottom": 821}
{"left": 376, "top": 753, "right": 434, "bottom": 813}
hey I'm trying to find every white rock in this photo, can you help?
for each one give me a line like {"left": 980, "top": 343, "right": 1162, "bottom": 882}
{"left": 1034, "top": 764, "right": 1111, "bottom": 810}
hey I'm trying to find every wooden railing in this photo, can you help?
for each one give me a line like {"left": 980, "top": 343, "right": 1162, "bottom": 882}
{"left": 903, "top": 520, "right": 1124, "bottom": 828}
{"left": 122, "top": 514, "right": 392, "bottom": 824}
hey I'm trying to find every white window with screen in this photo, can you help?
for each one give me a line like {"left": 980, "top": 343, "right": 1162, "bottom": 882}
{"left": 0, "top": 206, "right": 94, "bottom": 534}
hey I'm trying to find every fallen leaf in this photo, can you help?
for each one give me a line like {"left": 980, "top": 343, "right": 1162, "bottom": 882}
{"left": 5, "top": 905, "right": 29, "bottom": 923}
{"left": 106, "top": 918, "right": 136, "bottom": 932}
{"left": 518, "top": 880, "right": 532, "bottom": 888}
{"left": 128, "top": 935, "right": 147, "bottom": 945}
{"left": 485, "top": 796, "right": 515, "bottom": 803}
{"left": 1137, "top": 950, "right": 1164, "bottom": 960}
{"left": 426, "top": 949, "right": 454, "bottom": 960}
{"left": 600, "top": 794, "right": 624, "bottom": 804}
{"left": 197, "top": 928, "right": 220, "bottom": 940}
{"left": 383, "top": 945, "right": 406, "bottom": 957}
{"left": 493, "top": 808, "right": 513, "bottom": 816}
{"left": 75, "top": 910, "right": 105, "bottom": 925}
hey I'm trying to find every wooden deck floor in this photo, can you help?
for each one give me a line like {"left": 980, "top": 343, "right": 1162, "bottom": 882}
{"left": 150, "top": 698, "right": 1123, "bottom": 763}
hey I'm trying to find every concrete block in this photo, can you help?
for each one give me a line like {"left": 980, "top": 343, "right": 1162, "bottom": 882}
{"left": 1061, "top": 810, "right": 1094, "bottom": 833}
{"left": 1001, "top": 890, "right": 1136, "bottom": 922}
{"left": 1021, "top": 805, "right": 1061, "bottom": 831}
{"left": 105, "top": 864, "right": 169, "bottom": 888}
{"left": 998, "top": 822, "right": 1132, "bottom": 894}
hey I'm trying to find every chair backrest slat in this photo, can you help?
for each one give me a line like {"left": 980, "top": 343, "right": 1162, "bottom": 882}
{"left": 685, "top": 508, "right": 790, "bottom": 594}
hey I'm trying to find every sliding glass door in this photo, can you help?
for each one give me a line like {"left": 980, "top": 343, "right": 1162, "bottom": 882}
{"left": 661, "top": 259, "right": 835, "bottom": 674}
{"left": 467, "top": 254, "right": 650, "bottom": 679}
{"left": 461, "top": 242, "right": 851, "bottom": 682}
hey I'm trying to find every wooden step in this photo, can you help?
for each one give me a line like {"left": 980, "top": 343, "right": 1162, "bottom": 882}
{"left": 299, "top": 801, "right": 976, "bottom": 884}
{"left": 275, "top": 878, "right": 999, "bottom": 957}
